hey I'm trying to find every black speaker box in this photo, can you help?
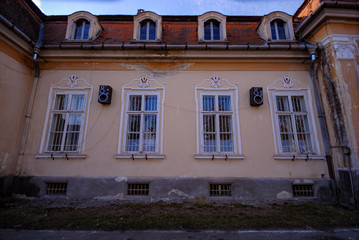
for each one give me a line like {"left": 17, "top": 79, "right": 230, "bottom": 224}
{"left": 98, "top": 85, "right": 112, "bottom": 104}
{"left": 249, "top": 87, "right": 263, "bottom": 106}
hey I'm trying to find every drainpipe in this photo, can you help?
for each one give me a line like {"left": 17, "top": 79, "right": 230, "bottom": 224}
{"left": 306, "top": 44, "right": 335, "bottom": 179}
{"left": 15, "top": 24, "right": 44, "bottom": 176}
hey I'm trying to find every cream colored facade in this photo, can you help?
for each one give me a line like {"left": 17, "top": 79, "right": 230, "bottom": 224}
{"left": 0, "top": 0, "right": 358, "bottom": 204}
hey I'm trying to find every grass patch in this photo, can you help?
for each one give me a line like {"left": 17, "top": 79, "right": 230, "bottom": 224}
{"left": 1, "top": 200, "right": 358, "bottom": 230}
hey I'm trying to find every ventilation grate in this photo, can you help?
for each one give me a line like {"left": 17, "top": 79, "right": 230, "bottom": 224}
{"left": 292, "top": 184, "right": 314, "bottom": 197}
{"left": 46, "top": 182, "right": 68, "bottom": 195}
{"left": 127, "top": 183, "right": 149, "bottom": 196}
{"left": 210, "top": 184, "right": 232, "bottom": 197}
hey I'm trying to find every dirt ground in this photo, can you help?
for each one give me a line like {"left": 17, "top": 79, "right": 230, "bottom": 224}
{"left": 1, "top": 197, "right": 358, "bottom": 231}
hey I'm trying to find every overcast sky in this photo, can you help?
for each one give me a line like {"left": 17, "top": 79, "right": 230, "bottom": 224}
{"left": 33, "top": 0, "right": 304, "bottom": 16}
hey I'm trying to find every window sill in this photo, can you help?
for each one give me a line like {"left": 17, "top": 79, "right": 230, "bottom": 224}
{"left": 194, "top": 154, "right": 244, "bottom": 160}
{"left": 115, "top": 154, "right": 165, "bottom": 160}
{"left": 131, "top": 40, "right": 162, "bottom": 43}
{"left": 35, "top": 153, "right": 87, "bottom": 160}
{"left": 274, "top": 154, "right": 325, "bottom": 161}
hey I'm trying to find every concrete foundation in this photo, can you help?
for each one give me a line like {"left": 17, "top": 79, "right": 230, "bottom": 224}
{"left": 1, "top": 176, "right": 336, "bottom": 203}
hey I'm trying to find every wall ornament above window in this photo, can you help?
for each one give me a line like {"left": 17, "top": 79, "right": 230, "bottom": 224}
{"left": 210, "top": 75, "right": 222, "bottom": 88}
{"left": 282, "top": 76, "right": 294, "bottom": 88}
{"left": 138, "top": 75, "right": 150, "bottom": 88}
{"left": 67, "top": 74, "right": 80, "bottom": 88}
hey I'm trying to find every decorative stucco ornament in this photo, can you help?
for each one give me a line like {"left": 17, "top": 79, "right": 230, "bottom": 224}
{"left": 334, "top": 43, "right": 354, "bottom": 59}
{"left": 282, "top": 76, "right": 294, "bottom": 88}
{"left": 210, "top": 75, "right": 222, "bottom": 88}
{"left": 67, "top": 74, "right": 79, "bottom": 88}
{"left": 138, "top": 75, "right": 150, "bottom": 88}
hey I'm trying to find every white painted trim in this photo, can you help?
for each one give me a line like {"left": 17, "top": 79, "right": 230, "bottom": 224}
{"left": 115, "top": 154, "right": 165, "bottom": 160}
{"left": 194, "top": 154, "right": 244, "bottom": 160}
{"left": 274, "top": 155, "right": 325, "bottom": 160}
{"left": 35, "top": 153, "right": 86, "bottom": 159}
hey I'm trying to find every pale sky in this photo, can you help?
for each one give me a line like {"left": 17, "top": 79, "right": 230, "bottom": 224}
{"left": 33, "top": 0, "right": 304, "bottom": 16}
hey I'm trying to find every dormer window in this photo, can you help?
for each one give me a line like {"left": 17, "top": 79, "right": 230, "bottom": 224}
{"left": 74, "top": 19, "right": 90, "bottom": 40}
{"left": 198, "top": 12, "right": 227, "bottom": 42}
{"left": 65, "top": 11, "right": 102, "bottom": 41}
{"left": 140, "top": 19, "right": 156, "bottom": 40}
{"left": 270, "top": 19, "right": 288, "bottom": 40}
{"left": 257, "top": 12, "right": 295, "bottom": 42}
{"left": 204, "top": 19, "right": 220, "bottom": 40}
{"left": 133, "top": 11, "right": 162, "bottom": 42}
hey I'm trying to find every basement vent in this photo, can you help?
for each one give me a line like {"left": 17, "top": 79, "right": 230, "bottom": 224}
{"left": 292, "top": 184, "right": 314, "bottom": 197}
{"left": 127, "top": 183, "right": 149, "bottom": 196}
{"left": 46, "top": 182, "right": 68, "bottom": 195}
{"left": 209, "top": 184, "right": 232, "bottom": 197}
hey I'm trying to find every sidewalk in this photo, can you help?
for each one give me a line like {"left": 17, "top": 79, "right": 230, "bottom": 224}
{"left": 1, "top": 228, "right": 358, "bottom": 240}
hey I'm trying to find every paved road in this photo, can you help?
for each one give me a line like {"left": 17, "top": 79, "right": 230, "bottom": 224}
{"left": 0, "top": 229, "right": 359, "bottom": 240}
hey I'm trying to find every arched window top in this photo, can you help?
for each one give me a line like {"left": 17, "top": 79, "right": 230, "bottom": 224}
{"left": 133, "top": 11, "right": 162, "bottom": 41}
{"left": 257, "top": 11, "right": 295, "bottom": 42}
{"left": 198, "top": 12, "right": 227, "bottom": 42}
{"left": 66, "top": 11, "right": 102, "bottom": 41}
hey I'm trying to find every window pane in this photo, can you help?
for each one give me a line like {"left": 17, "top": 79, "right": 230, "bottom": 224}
{"left": 295, "top": 115, "right": 312, "bottom": 153}
{"left": 279, "top": 115, "right": 295, "bottom": 152}
{"left": 83, "top": 22, "right": 90, "bottom": 40}
{"left": 148, "top": 21, "right": 156, "bottom": 40}
{"left": 140, "top": 21, "right": 147, "bottom": 40}
{"left": 54, "top": 94, "right": 68, "bottom": 110}
{"left": 203, "top": 96, "right": 215, "bottom": 111}
{"left": 291, "top": 96, "right": 306, "bottom": 112}
{"left": 47, "top": 114, "right": 66, "bottom": 151}
{"left": 70, "top": 94, "right": 85, "bottom": 110}
{"left": 143, "top": 114, "right": 157, "bottom": 152}
{"left": 276, "top": 96, "right": 289, "bottom": 112}
{"left": 74, "top": 21, "right": 83, "bottom": 40}
{"left": 204, "top": 22, "right": 211, "bottom": 40}
{"left": 145, "top": 95, "right": 157, "bottom": 111}
{"left": 276, "top": 20, "right": 286, "bottom": 40}
{"left": 219, "top": 115, "right": 233, "bottom": 152}
{"left": 270, "top": 22, "right": 277, "bottom": 40}
{"left": 126, "top": 115, "right": 141, "bottom": 151}
{"left": 218, "top": 96, "right": 231, "bottom": 111}
{"left": 203, "top": 115, "right": 216, "bottom": 152}
{"left": 129, "top": 96, "right": 142, "bottom": 111}
{"left": 63, "top": 114, "right": 82, "bottom": 151}
{"left": 212, "top": 20, "right": 220, "bottom": 40}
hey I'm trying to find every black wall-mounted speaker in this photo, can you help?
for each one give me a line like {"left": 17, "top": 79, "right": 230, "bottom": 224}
{"left": 98, "top": 85, "right": 112, "bottom": 104}
{"left": 249, "top": 87, "right": 263, "bottom": 106}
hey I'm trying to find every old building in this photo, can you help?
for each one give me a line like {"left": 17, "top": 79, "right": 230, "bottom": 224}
{"left": 0, "top": 0, "right": 358, "bottom": 207}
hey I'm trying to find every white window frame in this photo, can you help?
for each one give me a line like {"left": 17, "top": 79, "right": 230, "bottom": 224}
{"left": 65, "top": 11, "right": 102, "bottom": 41}
{"left": 204, "top": 19, "right": 221, "bottom": 41}
{"left": 273, "top": 92, "right": 315, "bottom": 154}
{"left": 139, "top": 19, "right": 157, "bottom": 41}
{"left": 122, "top": 92, "right": 160, "bottom": 153}
{"left": 133, "top": 11, "right": 162, "bottom": 42}
{"left": 45, "top": 91, "right": 87, "bottom": 153}
{"left": 200, "top": 92, "right": 235, "bottom": 154}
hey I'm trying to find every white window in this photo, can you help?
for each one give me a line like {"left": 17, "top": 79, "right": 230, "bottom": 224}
{"left": 73, "top": 19, "right": 90, "bottom": 40}
{"left": 201, "top": 94, "right": 234, "bottom": 153}
{"left": 125, "top": 94, "right": 159, "bottom": 153}
{"left": 46, "top": 92, "right": 86, "bottom": 152}
{"left": 274, "top": 94, "right": 314, "bottom": 153}
{"left": 270, "top": 19, "right": 288, "bottom": 40}
{"left": 133, "top": 11, "right": 162, "bottom": 42}
{"left": 204, "top": 19, "right": 220, "bottom": 41}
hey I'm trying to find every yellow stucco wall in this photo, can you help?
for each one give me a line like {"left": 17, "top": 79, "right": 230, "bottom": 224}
{"left": 18, "top": 57, "right": 329, "bottom": 179}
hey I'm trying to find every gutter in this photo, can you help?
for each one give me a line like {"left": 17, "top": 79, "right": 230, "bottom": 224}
{"left": 0, "top": 14, "right": 35, "bottom": 45}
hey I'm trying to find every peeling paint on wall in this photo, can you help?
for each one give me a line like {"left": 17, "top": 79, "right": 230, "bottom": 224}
{"left": 121, "top": 63, "right": 194, "bottom": 77}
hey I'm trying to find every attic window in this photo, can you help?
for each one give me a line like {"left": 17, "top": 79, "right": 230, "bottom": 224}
{"left": 74, "top": 19, "right": 90, "bottom": 40}
{"left": 133, "top": 11, "right": 162, "bottom": 42}
{"left": 65, "top": 11, "right": 102, "bottom": 41}
{"left": 270, "top": 19, "right": 288, "bottom": 40}
{"left": 204, "top": 19, "right": 220, "bottom": 40}
{"left": 198, "top": 12, "right": 227, "bottom": 42}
